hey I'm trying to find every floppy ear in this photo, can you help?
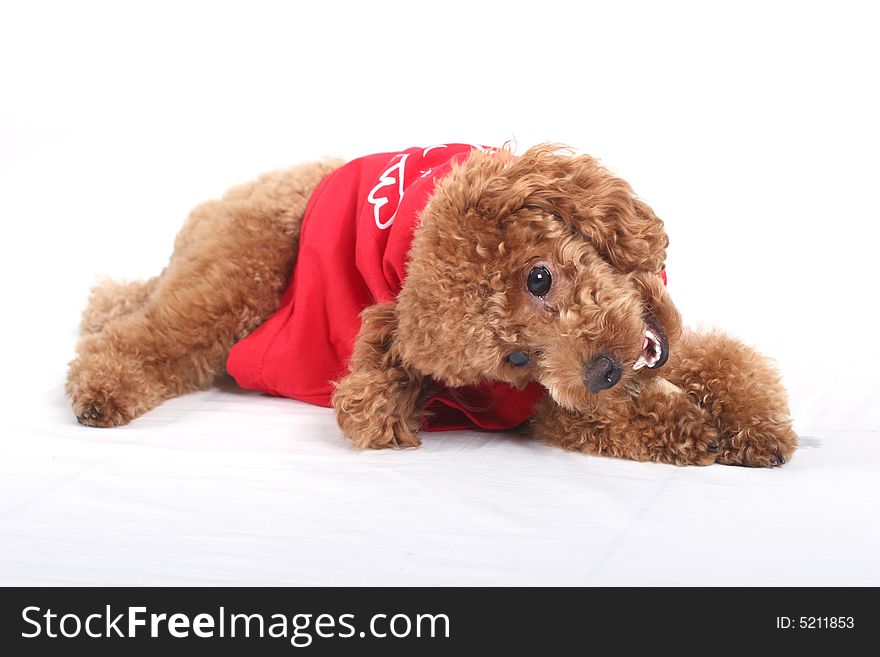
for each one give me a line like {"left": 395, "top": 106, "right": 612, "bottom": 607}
{"left": 631, "top": 270, "right": 683, "bottom": 345}
{"left": 392, "top": 149, "right": 522, "bottom": 386}
{"left": 477, "top": 144, "right": 669, "bottom": 274}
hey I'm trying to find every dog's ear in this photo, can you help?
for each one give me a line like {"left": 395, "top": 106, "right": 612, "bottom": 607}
{"left": 394, "top": 153, "right": 517, "bottom": 386}
{"left": 631, "top": 270, "right": 683, "bottom": 345}
{"left": 477, "top": 145, "right": 668, "bottom": 274}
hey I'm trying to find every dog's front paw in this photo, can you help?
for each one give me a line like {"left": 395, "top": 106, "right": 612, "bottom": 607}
{"left": 337, "top": 414, "right": 423, "bottom": 450}
{"left": 333, "top": 388, "right": 423, "bottom": 449}
{"left": 66, "top": 336, "right": 150, "bottom": 427}
{"left": 332, "top": 364, "right": 426, "bottom": 449}
{"left": 716, "top": 418, "right": 797, "bottom": 467}
{"left": 655, "top": 406, "right": 721, "bottom": 467}
{"left": 533, "top": 385, "right": 720, "bottom": 466}
{"left": 631, "top": 379, "right": 720, "bottom": 466}
{"left": 335, "top": 397, "right": 423, "bottom": 449}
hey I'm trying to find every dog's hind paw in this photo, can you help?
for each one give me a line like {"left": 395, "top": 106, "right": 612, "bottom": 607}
{"left": 66, "top": 335, "right": 152, "bottom": 428}
{"left": 73, "top": 393, "right": 136, "bottom": 428}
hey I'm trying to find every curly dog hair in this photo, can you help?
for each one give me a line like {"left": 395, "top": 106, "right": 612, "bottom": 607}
{"left": 67, "top": 145, "right": 797, "bottom": 467}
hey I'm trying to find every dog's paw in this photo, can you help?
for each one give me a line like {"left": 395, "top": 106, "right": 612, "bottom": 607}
{"left": 635, "top": 380, "right": 720, "bottom": 466}
{"left": 341, "top": 418, "right": 423, "bottom": 450}
{"left": 71, "top": 389, "right": 136, "bottom": 428}
{"left": 660, "top": 414, "right": 721, "bottom": 467}
{"left": 333, "top": 370, "right": 425, "bottom": 450}
{"left": 716, "top": 419, "right": 797, "bottom": 468}
{"left": 66, "top": 336, "right": 150, "bottom": 428}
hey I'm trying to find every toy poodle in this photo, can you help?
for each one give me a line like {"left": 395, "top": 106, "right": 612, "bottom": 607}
{"left": 67, "top": 143, "right": 797, "bottom": 467}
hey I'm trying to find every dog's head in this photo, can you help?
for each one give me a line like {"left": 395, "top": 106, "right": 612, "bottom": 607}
{"left": 395, "top": 144, "right": 681, "bottom": 412}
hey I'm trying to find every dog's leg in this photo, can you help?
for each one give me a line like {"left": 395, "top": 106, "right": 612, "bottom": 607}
{"left": 332, "top": 303, "right": 428, "bottom": 449}
{"left": 531, "top": 378, "right": 720, "bottom": 466}
{"left": 664, "top": 330, "right": 797, "bottom": 467}
{"left": 68, "top": 160, "right": 341, "bottom": 427}
{"left": 79, "top": 277, "right": 159, "bottom": 334}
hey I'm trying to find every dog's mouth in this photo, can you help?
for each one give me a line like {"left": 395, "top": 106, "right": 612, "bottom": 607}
{"left": 633, "top": 319, "right": 669, "bottom": 370}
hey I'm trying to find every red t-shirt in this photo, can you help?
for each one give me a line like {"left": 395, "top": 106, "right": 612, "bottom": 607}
{"left": 226, "top": 144, "right": 545, "bottom": 431}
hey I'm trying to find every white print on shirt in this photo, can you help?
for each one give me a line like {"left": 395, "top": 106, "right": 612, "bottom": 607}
{"left": 367, "top": 145, "right": 452, "bottom": 230}
{"left": 367, "top": 154, "right": 409, "bottom": 230}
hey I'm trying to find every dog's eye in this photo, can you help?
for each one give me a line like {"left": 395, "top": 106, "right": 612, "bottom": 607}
{"left": 526, "top": 266, "right": 552, "bottom": 297}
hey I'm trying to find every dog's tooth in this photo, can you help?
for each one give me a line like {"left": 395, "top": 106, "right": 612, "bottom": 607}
{"left": 633, "top": 356, "right": 648, "bottom": 370}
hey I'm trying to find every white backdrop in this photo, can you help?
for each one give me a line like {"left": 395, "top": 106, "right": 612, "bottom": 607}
{"left": 1, "top": 1, "right": 878, "bottom": 585}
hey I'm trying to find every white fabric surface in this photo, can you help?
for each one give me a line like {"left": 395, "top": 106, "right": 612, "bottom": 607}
{"left": 1, "top": 1, "right": 879, "bottom": 586}
{"left": 2, "top": 380, "right": 878, "bottom": 585}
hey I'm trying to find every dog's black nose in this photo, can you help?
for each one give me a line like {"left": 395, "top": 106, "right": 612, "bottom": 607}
{"left": 585, "top": 353, "right": 622, "bottom": 394}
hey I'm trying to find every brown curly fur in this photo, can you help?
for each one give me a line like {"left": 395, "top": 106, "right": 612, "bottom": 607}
{"left": 68, "top": 145, "right": 797, "bottom": 467}
{"left": 68, "top": 160, "right": 341, "bottom": 427}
